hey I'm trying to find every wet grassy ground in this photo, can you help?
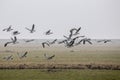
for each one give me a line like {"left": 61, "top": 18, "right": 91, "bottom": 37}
{"left": 0, "top": 69, "right": 120, "bottom": 80}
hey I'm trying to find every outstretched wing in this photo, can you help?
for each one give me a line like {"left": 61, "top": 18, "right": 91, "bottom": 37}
{"left": 4, "top": 42, "right": 12, "bottom": 47}
{"left": 32, "top": 24, "right": 35, "bottom": 31}
{"left": 25, "top": 27, "right": 31, "bottom": 31}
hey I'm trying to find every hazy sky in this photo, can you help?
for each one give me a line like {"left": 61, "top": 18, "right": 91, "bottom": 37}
{"left": 0, "top": 0, "right": 120, "bottom": 39}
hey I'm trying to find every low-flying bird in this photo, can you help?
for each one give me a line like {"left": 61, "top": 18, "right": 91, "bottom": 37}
{"left": 4, "top": 36, "right": 18, "bottom": 47}
{"left": 2, "top": 25, "right": 13, "bottom": 32}
{"left": 63, "top": 34, "right": 72, "bottom": 40}
{"left": 65, "top": 37, "right": 79, "bottom": 48}
{"left": 97, "top": 40, "right": 111, "bottom": 43}
{"left": 24, "top": 39, "right": 34, "bottom": 43}
{"left": 11, "top": 36, "right": 17, "bottom": 44}
{"left": 3, "top": 55, "right": 13, "bottom": 61}
{"left": 63, "top": 36, "right": 78, "bottom": 48}
{"left": 12, "top": 31, "right": 20, "bottom": 35}
{"left": 74, "top": 27, "right": 81, "bottom": 35}
{"left": 58, "top": 40, "right": 68, "bottom": 44}
{"left": 4, "top": 42, "right": 13, "bottom": 47}
{"left": 44, "top": 53, "right": 55, "bottom": 60}
{"left": 65, "top": 40, "right": 75, "bottom": 48}
{"left": 48, "top": 39, "right": 57, "bottom": 44}
{"left": 78, "top": 38, "right": 92, "bottom": 45}
{"left": 45, "top": 29, "right": 53, "bottom": 35}
{"left": 70, "top": 27, "right": 81, "bottom": 35}
{"left": 25, "top": 24, "right": 35, "bottom": 33}
{"left": 42, "top": 42, "right": 50, "bottom": 48}
{"left": 70, "top": 28, "right": 78, "bottom": 34}
{"left": 17, "top": 51, "right": 28, "bottom": 59}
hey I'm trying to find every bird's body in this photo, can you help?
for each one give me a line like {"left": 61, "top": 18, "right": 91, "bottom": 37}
{"left": 3, "top": 55, "right": 13, "bottom": 61}
{"left": 63, "top": 34, "right": 72, "bottom": 40}
{"left": 4, "top": 36, "right": 18, "bottom": 47}
{"left": 58, "top": 40, "right": 68, "bottom": 44}
{"left": 70, "top": 27, "right": 81, "bottom": 35}
{"left": 79, "top": 38, "right": 92, "bottom": 45}
{"left": 45, "top": 29, "right": 53, "bottom": 35}
{"left": 42, "top": 42, "right": 50, "bottom": 48}
{"left": 24, "top": 39, "right": 34, "bottom": 42}
{"left": 44, "top": 53, "right": 55, "bottom": 60}
{"left": 48, "top": 39, "right": 57, "bottom": 44}
{"left": 97, "top": 40, "right": 111, "bottom": 43}
{"left": 12, "top": 31, "right": 20, "bottom": 35}
{"left": 17, "top": 51, "right": 28, "bottom": 59}
{"left": 3, "top": 25, "right": 13, "bottom": 32}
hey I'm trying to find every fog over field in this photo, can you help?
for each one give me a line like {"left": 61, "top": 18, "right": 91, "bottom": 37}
{"left": 0, "top": 0, "right": 120, "bottom": 80}
{"left": 0, "top": 0, "right": 120, "bottom": 39}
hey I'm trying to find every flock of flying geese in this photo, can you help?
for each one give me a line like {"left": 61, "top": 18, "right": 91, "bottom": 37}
{"left": 2, "top": 24, "right": 112, "bottom": 61}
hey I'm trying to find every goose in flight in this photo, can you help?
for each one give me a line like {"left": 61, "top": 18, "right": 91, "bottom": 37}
{"left": 97, "top": 40, "right": 111, "bottom": 43}
{"left": 2, "top": 25, "right": 13, "bottom": 32}
{"left": 58, "top": 39, "right": 68, "bottom": 44}
{"left": 70, "top": 27, "right": 81, "bottom": 35}
{"left": 44, "top": 53, "right": 55, "bottom": 60}
{"left": 78, "top": 38, "right": 92, "bottom": 45}
{"left": 24, "top": 39, "right": 34, "bottom": 43}
{"left": 65, "top": 36, "right": 80, "bottom": 47}
{"left": 17, "top": 51, "right": 28, "bottom": 59}
{"left": 3, "top": 55, "right": 13, "bottom": 61}
{"left": 4, "top": 36, "right": 18, "bottom": 47}
{"left": 12, "top": 31, "right": 20, "bottom": 35}
{"left": 25, "top": 24, "right": 35, "bottom": 33}
{"left": 47, "top": 39, "right": 57, "bottom": 44}
{"left": 63, "top": 33, "right": 72, "bottom": 40}
{"left": 45, "top": 29, "right": 53, "bottom": 35}
{"left": 42, "top": 42, "right": 50, "bottom": 48}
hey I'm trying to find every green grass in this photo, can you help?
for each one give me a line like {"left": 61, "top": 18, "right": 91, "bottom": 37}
{"left": 0, "top": 50, "right": 120, "bottom": 65}
{"left": 0, "top": 69, "right": 120, "bottom": 80}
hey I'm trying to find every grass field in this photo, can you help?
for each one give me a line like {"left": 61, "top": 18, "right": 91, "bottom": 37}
{"left": 0, "top": 69, "right": 120, "bottom": 80}
{"left": 0, "top": 40, "right": 120, "bottom": 80}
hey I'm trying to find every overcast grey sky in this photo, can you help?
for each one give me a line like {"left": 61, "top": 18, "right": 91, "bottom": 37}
{"left": 0, "top": 0, "right": 120, "bottom": 39}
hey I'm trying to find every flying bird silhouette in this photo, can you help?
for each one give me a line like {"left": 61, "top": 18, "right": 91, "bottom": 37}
{"left": 44, "top": 53, "right": 55, "bottom": 60}
{"left": 42, "top": 42, "right": 50, "bottom": 48}
{"left": 17, "top": 51, "right": 28, "bottom": 59}
{"left": 63, "top": 34, "right": 72, "bottom": 40}
{"left": 70, "top": 27, "right": 81, "bottom": 35}
{"left": 97, "top": 40, "right": 111, "bottom": 43}
{"left": 45, "top": 29, "right": 53, "bottom": 35}
{"left": 4, "top": 36, "right": 18, "bottom": 47}
{"left": 24, "top": 39, "right": 34, "bottom": 43}
{"left": 58, "top": 40, "right": 68, "bottom": 44}
{"left": 2, "top": 25, "right": 13, "bottom": 32}
{"left": 3, "top": 55, "right": 13, "bottom": 61}
{"left": 25, "top": 24, "right": 35, "bottom": 33}
{"left": 12, "top": 31, "right": 20, "bottom": 35}
{"left": 78, "top": 38, "right": 92, "bottom": 45}
{"left": 65, "top": 36, "right": 79, "bottom": 48}
{"left": 48, "top": 39, "right": 57, "bottom": 44}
